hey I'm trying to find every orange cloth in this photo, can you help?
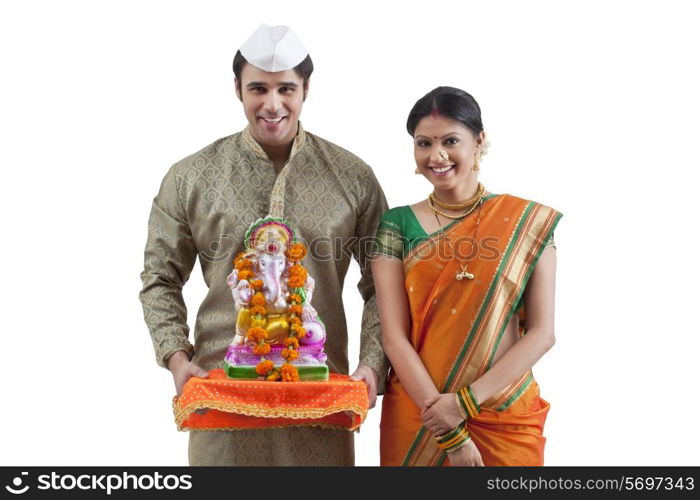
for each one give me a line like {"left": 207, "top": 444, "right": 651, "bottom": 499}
{"left": 380, "top": 195, "right": 561, "bottom": 466}
{"left": 173, "top": 369, "right": 369, "bottom": 431}
{"left": 466, "top": 381, "right": 549, "bottom": 466}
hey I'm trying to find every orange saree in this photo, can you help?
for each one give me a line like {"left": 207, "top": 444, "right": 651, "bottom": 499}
{"left": 378, "top": 194, "right": 562, "bottom": 466}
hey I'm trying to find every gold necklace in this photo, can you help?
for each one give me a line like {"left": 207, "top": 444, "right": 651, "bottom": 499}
{"left": 428, "top": 187, "right": 484, "bottom": 220}
{"left": 457, "top": 203, "right": 482, "bottom": 280}
{"left": 431, "top": 183, "right": 484, "bottom": 210}
{"left": 433, "top": 199, "right": 484, "bottom": 281}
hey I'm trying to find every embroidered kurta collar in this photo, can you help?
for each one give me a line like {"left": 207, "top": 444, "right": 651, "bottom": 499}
{"left": 241, "top": 121, "right": 306, "bottom": 163}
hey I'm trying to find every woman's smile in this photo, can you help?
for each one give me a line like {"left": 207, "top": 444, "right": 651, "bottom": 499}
{"left": 427, "top": 163, "right": 456, "bottom": 176}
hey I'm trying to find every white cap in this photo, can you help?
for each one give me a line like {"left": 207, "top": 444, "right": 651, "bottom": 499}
{"left": 239, "top": 24, "right": 308, "bottom": 73}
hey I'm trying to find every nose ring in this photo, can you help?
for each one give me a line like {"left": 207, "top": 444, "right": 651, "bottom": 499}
{"left": 439, "top": 150, "right": 451, "bottom": 163}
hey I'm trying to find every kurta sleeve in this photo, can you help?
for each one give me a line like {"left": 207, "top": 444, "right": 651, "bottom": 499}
{"left": 352, "top": 165, "right": 391, "bottom": 394}
{"left": 139, "top": 164, "right": 198, "bottom": 369}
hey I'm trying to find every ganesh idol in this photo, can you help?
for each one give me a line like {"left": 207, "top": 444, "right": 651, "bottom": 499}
{"left": 224, "top": 217, "right": 329, "bottom": 381}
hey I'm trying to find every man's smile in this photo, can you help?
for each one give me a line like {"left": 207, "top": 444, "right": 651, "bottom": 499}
{"left": 259, "top": 116, "right": 286, "bottom": 124}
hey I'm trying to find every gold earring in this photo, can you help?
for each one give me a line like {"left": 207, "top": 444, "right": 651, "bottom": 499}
{"left": 472, "top": 153, "right": 480, "bottom": 172}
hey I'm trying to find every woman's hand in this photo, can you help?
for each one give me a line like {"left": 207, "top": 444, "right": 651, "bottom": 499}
{"left": 421, "top": 393, "right": 464, "bottom": 435}
{"left": 446, "top": 439, "right": 484, "bottom": 466}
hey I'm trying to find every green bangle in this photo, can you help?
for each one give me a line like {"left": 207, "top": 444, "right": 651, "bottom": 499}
{"left": 458, "top": 386, "right": 481, "bottom": 419}
{"left": 436, "top": 424, "right": 464, "bottom": 445}
{"left": 436, "top": 424, "right": 470, "bottom": 451}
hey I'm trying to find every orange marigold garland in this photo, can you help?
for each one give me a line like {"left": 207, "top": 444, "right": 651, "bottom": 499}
{"left": 255, "top": 360, "right": 274, "bottom": 375}
{"left": 251, "top": 292, "right": 266, "bottom": 307}
{"left": 246, "top": 326, "right": 267, "bottom": 343}
{"left": 287, "top": 264, "right": 307, "bottom": 288}
{"left": 285, "top": 242, "right": 307, "bottom": 261}
{"left": 281, "top": 348, "right": 299, "bottom": 361}
{"left": 253, "top": 343, "right": 271, "bottom": 356}
{"left": 234, "top": 252, "right": 252, "bottom": 271}
{"left": 280, "top": 363, "right": 300, "bottom": 382}
{"left": 237, "top": 269, "right": 253, "bottom": 281}
{"left": 283, "top": 337, "right": 299, "bottom": 349}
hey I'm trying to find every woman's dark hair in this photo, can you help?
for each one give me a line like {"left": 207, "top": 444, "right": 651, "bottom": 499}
{"left": 232, "top": 50, "right": 314, "bottom": 89}
{"left": 406, "top": 86, "right": 484, "bottom": 137}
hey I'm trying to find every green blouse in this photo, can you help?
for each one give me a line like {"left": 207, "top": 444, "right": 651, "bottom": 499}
{"left": 373, "top": 194, "right": 555, "bottom": 260}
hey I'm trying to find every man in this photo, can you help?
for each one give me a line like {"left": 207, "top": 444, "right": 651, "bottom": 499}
{"left": 139, "top": 24, "right": 389, "bottom": 465}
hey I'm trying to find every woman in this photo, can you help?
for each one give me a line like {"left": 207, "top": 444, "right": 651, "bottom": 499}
{"left": 372, "top": 87, "right": 562, "bottom": 466}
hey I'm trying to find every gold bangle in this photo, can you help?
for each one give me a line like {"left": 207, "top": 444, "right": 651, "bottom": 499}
{"left": 455, "top": 393, "right": 468, "bottom": 420}
{"left": 445, "top": 434, "right": 472, "bottom": 453}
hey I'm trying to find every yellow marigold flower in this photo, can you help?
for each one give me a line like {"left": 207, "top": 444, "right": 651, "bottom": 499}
{"left": 251, "top": 292, "right": 266, "bottom": 307}
{"left": 267, "top": 371, "right": 281, "bottom": 381}
{"left": 255, "top": 360, "right": 274, "bottom": 375}
{"left": 280, "top": 363, "right": 299, "bottom": 382}
{"left": 253, "top": 342, "right": 271, "bottom": 355}
{"left": 295, "top": 327, "right": 307, "bottom": 339}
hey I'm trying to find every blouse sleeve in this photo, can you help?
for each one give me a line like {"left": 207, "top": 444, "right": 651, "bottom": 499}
{"left": 371, "top": 209, "right": 405, "bottom": 260}
{"left": 545, "top": 232, "right": 556, "bottom": 250}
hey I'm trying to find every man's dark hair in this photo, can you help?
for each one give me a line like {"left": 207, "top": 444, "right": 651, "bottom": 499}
{"left": 406, "top": 86, "right": 484, "bottom": 137}
{"left": 232, "top": 50, "right": 314, "bottom": 90}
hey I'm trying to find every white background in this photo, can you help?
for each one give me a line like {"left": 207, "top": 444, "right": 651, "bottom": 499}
{"left": 1, "top": 0, "right": 698, "bottom": 466}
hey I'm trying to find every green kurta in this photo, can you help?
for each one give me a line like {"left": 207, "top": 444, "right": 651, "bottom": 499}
{"left": 140, "top": 124, "right": 389, "bottom": 465}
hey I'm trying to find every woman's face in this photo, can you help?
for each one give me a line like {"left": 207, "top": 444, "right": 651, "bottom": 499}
{"left": 413, "top": 114, "right": 483, "bottom": 190}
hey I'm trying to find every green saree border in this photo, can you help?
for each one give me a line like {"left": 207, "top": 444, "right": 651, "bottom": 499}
{"left": 404, "top": 194, "right": 500, "bottom": 257}
{"left": 496, "top": 373, "right": 533, "bottom": 412}
{"left": 442, "top": 202, "right": 535, "bottom": 391}
{"left": 485, "top": 210, "right": 564, "bottom": 371}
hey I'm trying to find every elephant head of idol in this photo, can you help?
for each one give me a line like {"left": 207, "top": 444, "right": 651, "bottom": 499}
{"left": 245, "top": 217, "right": 294, "bottom": 310}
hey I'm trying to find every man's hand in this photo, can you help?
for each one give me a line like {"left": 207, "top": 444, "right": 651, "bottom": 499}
{"left": 350, "top": 364, "right": 379, "bottom": 409}
{"left": 167, "top": 351, "right": 209, "bottom": 396}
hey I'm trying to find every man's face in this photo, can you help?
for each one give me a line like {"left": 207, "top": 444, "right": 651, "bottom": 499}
{"left": 236, "top": 63, "right": 307, "bottom": 148}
